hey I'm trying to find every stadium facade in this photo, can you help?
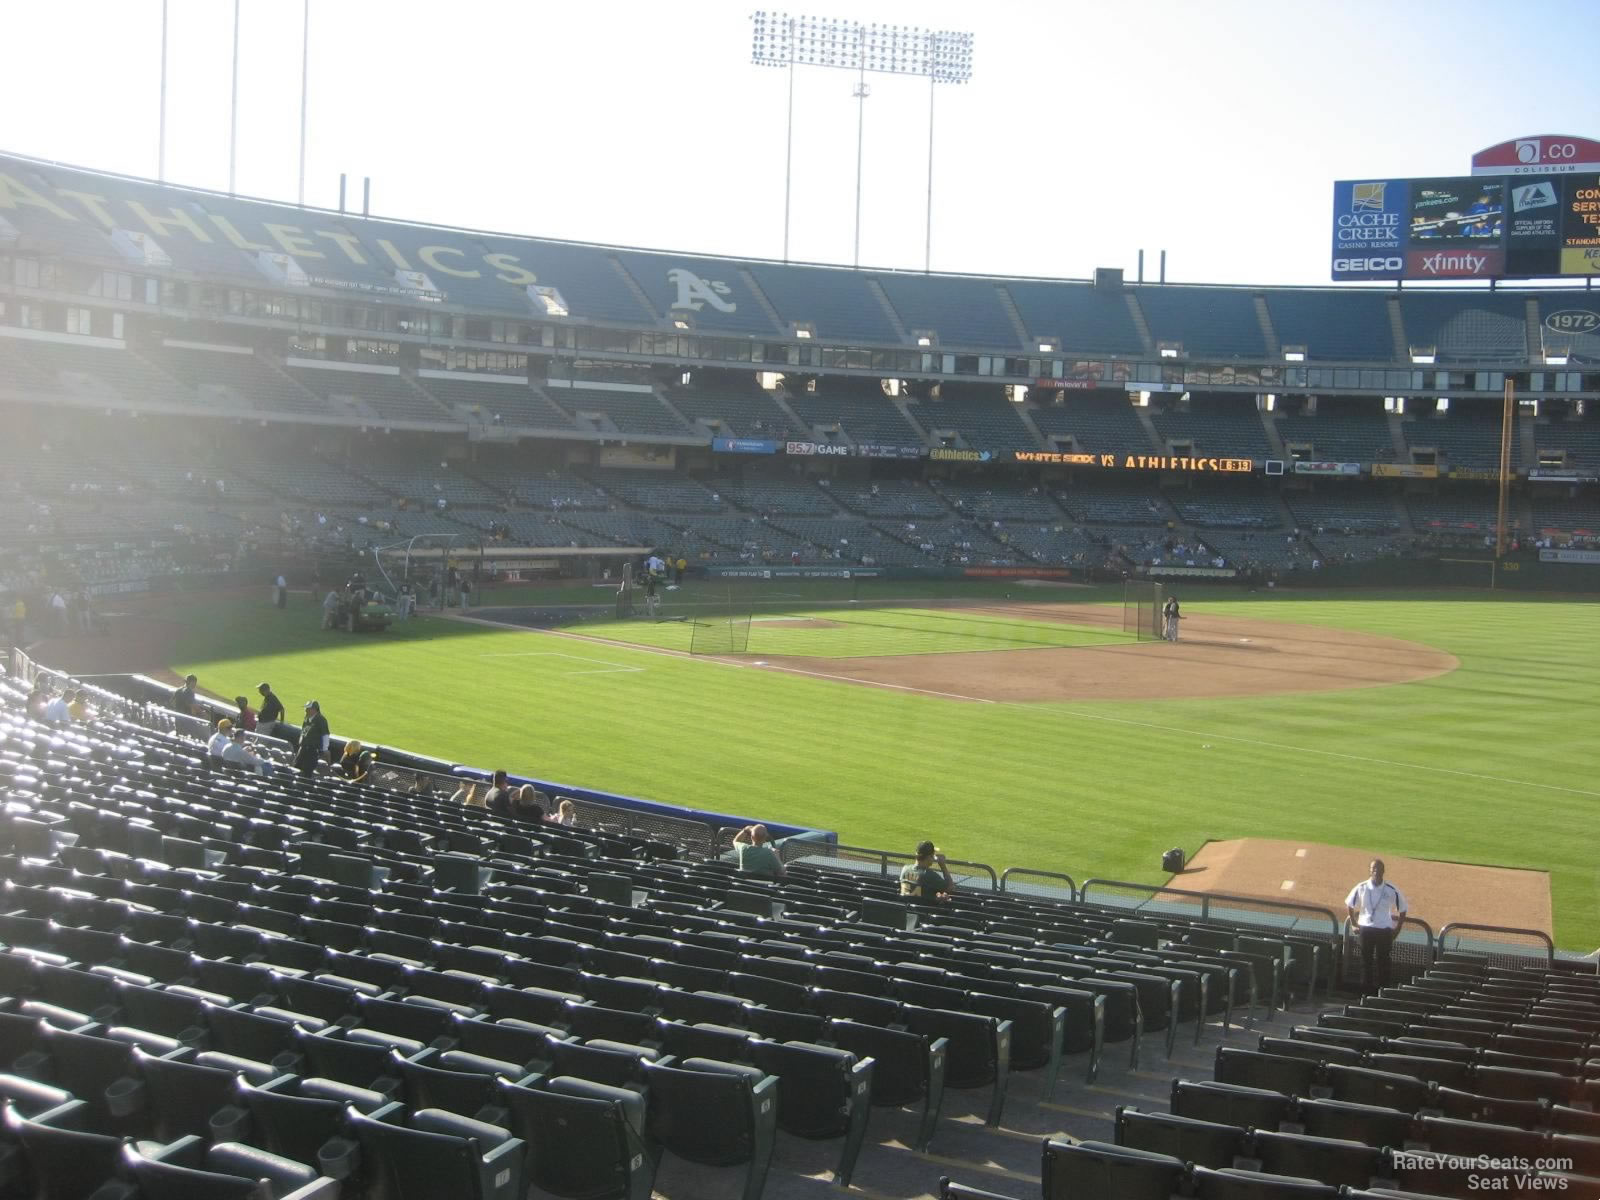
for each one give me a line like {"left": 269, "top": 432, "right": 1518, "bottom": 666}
{"left": 1, "top": 151, "right": 1598, "bottom": 594}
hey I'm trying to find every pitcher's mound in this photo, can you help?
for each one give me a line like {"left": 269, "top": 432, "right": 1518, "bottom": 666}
{"left": 1173, "top": 837, "right": 1551, "bottom": 938}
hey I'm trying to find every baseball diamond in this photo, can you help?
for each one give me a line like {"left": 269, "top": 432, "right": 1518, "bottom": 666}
{"left": 3, "top": 16, "right": 1599, "bottom": 1196}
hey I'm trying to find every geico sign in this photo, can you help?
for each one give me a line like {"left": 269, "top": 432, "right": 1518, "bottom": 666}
{"left": 1334, "top": 257, "right": 1402, "bottom": 272}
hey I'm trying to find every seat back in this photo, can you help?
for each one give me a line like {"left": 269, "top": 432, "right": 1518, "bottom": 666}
{"left": 749, "top": 1041, "right": 858, "bottom": 1139}
{"left": 238, "top": 1084, "right": 351, "bottom": 1172}
{"left": 1042, "top": 1138, "right": 1187, "bottom": 1200}
{"left": 1297, "top": 1098, "right": 1414, "bottom": 1149}
{"left": 824, "top": 1021, "right": 930, "bottom": 1108}
{"left": 502, "top": 1079, "right": 655, "bottom": 1200}
{"left": 1171, "top": 1079, "right": 1292, "bottom": 1132}
{"left": 1325, "top": 1064, "right": 1432, "bottom": 1111}
{"left": 1251, "top": 1129, "right": 1384, "bottom": 1189}
{"left": 121, "top": 1146, "right": 273, "bottom": 1200}
{"left": 1113, "top": 1106, "right": 1246, "bottom": 1170}
{"left": 136, "top": 1052, "right": 245, "bottom": 1142}
{"left": 1214, "top": 1047, "right": 1318, "bottom": 1095}
{"left": 641, "top": 1060, "right": 770, "bottom": 1167}
{"left": 349, "top": 1108, "right": 520, "bottom": 1200}
{"left": 1190, "top": 1165, "right": 1339, "bottom": 1198}
{"left": 898, "top": 1007, "right": 1002, "bottom": 1091}
{"left": 15, "top": 1115, "right": 128, "bottom": 1200}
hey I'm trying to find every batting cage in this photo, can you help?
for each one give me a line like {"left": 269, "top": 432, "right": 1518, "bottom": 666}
{"left": 1122, "top": 580, "right": 1165, "bottom": 641}
{"left": 688, "top": 581, "right": 753, "bottom": 655}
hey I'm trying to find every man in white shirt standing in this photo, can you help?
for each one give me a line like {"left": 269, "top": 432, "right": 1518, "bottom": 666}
{"left": 1346, "top": 859, "right": 1407, "bottom": 993}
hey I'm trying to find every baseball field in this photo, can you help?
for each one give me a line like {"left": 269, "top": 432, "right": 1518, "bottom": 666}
{"left": 116, "top": 581, "right": 1597, "bottom": 947}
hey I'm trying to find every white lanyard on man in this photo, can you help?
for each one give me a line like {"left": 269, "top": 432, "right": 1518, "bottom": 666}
{"left": 1360, "top": 882, "right": 1396, "bottom": 926}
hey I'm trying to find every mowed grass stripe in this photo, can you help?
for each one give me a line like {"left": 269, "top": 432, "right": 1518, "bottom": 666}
{"left": 171, "top": 591, "right": 1600, "bottom": 947}
{"left": 562, "top": 605, "right": 1124, "bottom": 659}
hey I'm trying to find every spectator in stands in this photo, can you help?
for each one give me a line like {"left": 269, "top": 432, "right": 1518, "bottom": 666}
{"left": 900, "top": 840, "right": 954, "bottom": 902}
{"left": 66, "top": 689, "right": 90, "bottom": 722}
{"left": 172, "top": 674, "right": 198, "bottom": 715}
{"left": 256, "top": 682, "right": 285, "bottom": 735}
{"left": 293, "top": 700, "right": 330, "bottom": 775}
{"left": 336, "top": 740, "right": 366, "bottom": 779}
{"left": 483, "top": 770, "right": 513, "bottom": 817}
{"left": 25, "top": 682, "right": 49, "bottom": 721}
{"left": 510, "top": 786, "right": 547, "bottom": 823}
{"left": 449, "top": 780, "right": 484, "bottom": 808}
{"left": 222, "top": 727, "right": 268, "bottom": 776}
{"left": 206, "top": 718, "right": 234, "bottom": 759}
{"left": 733, "top": 824, "right": 785, "bottom": 879}
{"left": 234, "top": 695, "right": 257, "bottom": 731}
{"left": 550, "top": 798, "right": 578, "bottom": 827}
{"left": 43, "top": 688, "right": 71, "bottom": 724}
{"left": 1345, "top": 859, "right": 1407, "bottom": 993}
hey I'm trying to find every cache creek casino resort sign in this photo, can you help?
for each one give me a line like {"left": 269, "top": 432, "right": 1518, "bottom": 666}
{"left": 1331, "top": 134, "right": 1600, "bottom": 281}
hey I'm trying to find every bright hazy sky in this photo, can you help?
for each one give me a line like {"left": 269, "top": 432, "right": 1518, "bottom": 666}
{"left": 3, "top": 0, "right": 1596, "bottom": 286}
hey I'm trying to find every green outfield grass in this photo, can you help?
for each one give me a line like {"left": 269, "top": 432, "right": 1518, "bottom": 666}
{"left": 167, "top": 587, "right": 1600, "bottom": 947}
{"left": 563, "top": 605, "right": 1128, "bottom": 658}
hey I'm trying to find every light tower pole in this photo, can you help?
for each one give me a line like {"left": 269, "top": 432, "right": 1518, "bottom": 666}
{"left": 750, "top": 13, "right": 974, "bottom": 270}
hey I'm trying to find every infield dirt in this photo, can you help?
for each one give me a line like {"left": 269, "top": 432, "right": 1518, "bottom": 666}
{"left": 729, "top": 603, "right": 1458, "bottom": 703}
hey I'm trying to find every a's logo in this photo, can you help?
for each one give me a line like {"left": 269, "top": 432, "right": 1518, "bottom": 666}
{"left": 668, "top": 268, "right": 736, "bottom": 313}
{"left": 1511, "top": 182, "right": 1557, "bottom": 211}
{"left": 1516, "top": 138, "right": 1541, "bottom": 164}
{"left": 1351, "top": 182, "right": 1387, "bottom": 211}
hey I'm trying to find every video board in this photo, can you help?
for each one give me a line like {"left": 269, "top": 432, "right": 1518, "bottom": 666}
{"left": 1332, "top": 173, "right": 1600, "bottom": 280}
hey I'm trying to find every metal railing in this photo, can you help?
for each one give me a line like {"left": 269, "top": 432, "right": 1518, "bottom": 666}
{"left": 999, "top": 867, "right": 1078, "bottom": 904}
{"left": 789, "top": 841, "right": 998, "bottom": 891}
{"left": 11, "top": 648, "right": 172, "bottom": 727}
{"left": 1340, "top": 915, "right": 1436, "bottom": 988}
{"left": 360, "top": 762, "right": 721, "bottom": 857}
{"left": 1079, "top": 877, "right": 1342, "bottom": 939}
{"left": 1437, "top": 922, "right": 1555, "bottom": 968}
{"left": 558, "top": 794, "right": 718, "bottom": 858}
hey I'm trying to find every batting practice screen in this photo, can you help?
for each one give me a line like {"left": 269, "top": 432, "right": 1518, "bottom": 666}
{"left": 1122, "top": 580, "right": 1165, "bottom": 641}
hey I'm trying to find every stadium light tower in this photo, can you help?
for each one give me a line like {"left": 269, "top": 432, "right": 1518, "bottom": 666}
{"left": 157, "top": 0, "right": 169, "bottom": 182}
{"left": 750, "top": 13, "right": 974, "bottom": 270}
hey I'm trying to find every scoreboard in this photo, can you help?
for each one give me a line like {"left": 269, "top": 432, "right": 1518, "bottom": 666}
{"left": 1331, "top": 172, "right": 1600, "bottom": 281}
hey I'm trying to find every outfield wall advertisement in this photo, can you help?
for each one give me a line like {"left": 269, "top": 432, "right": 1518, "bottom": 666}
{"left": 1332, "top": 170, "right": 1600, "bottom": 280}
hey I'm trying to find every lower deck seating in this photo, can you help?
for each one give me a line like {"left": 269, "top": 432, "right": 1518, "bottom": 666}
{"left": 0, "top": 672, "right": 1588, "bottom": 1200}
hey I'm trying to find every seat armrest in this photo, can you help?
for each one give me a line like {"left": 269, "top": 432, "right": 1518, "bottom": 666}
{"left": 142, "top": 1134, "right": 207, "bottom": 1166}
{"left": 276, "top": 1177, "right": 342, "bottom": 1200}
{"left": 409, "top": 1107, "right": 513, "bottom": 1148}
{"left": 207, "top": 1141, "right": 319, "bottom": 1190}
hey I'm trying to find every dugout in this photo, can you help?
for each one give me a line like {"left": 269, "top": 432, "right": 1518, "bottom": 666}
{"left": 380, "top": 543, "right": 652, "bottom": 596}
